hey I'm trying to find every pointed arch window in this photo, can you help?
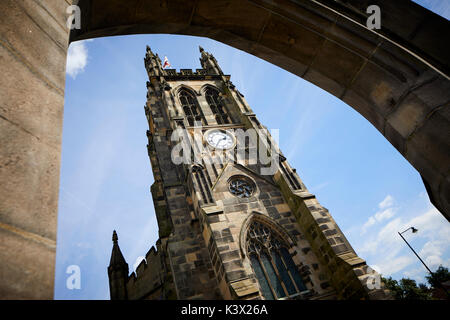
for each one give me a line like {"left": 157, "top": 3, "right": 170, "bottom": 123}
{"left": 205, "top": 88, "right": 230, "bottom": 125}
{"left": 246, "top": 221, "right": 307, "bottom": 299}
{"left": 179, "top": 90, "right": 205, "bottom": 126}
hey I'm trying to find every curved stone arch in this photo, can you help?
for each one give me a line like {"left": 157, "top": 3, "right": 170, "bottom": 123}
{"left": 69, "top": 0, "right": 450, "bottom": 220}
{"left": 239, "top": 211, "right": 297, "bottom": 258}
{"left": 172, "top": 84, "right": 200, "bottom": 97}
{"left": 199, "top": 83, "right": 222, "bottom": 96}
{"left": 2, "top": 0, "right": 450, "bottom": 298}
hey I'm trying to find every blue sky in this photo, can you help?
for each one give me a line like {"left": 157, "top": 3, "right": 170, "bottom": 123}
{"left": 55, "top": 1, "right": 450, "bottom": 299}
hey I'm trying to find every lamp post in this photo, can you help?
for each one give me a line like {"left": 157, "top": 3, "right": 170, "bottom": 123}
{"left": 398, "top": 227, "right": 449, "bottom": 299}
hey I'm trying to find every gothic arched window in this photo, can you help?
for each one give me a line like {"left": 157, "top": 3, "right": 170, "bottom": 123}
{"left": 246, "top": 221, "right": 307, "bottom": 299}
{"left": 179, "top": 90, "right": 205, "bottom": 126}
{"left": 205, "top": 88, "right": 230, "bottom": 125}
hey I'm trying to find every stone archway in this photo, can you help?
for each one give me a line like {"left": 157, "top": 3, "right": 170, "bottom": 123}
{"left": 0, "top": 0, "right": 448, "bottom": 299}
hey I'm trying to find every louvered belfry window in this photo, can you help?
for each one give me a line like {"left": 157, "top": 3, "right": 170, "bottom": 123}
{"left": 179, "top": 90, "right": 205, "bottom": 126}
{"left": 247, "top": 221, "right": 307, "bottom": 299}
{"left": 192, "top": 165, "right": 213, "bottom": 204}
{"left": 205, "top": 88, "right": 230, "bottom": 125}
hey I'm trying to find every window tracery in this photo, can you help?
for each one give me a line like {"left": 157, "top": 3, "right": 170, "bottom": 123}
{"left": 246, "top": 221, "right": 307, "bottom": 299}
{"left": 179, "top": 90, "right": 205, "bottom": 126}
{"left": 205, "top": 88, "right": 230, "bottom": 124}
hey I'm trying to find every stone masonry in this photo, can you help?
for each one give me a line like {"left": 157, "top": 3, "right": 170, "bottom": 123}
{"left": 107, "top": 46, "right": 392, "bottom": 300}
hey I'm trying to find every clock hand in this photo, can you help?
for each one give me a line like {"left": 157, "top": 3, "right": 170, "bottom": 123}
{"left": 219, "top": 137, "right": 228, "bottom": 147}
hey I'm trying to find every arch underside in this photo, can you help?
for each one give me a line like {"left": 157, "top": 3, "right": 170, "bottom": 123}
{"left": 1, "top": 0, "right": 449, "bottom": 299}
{"left": 71, "top": 0, "right": 450, "bottom": 221}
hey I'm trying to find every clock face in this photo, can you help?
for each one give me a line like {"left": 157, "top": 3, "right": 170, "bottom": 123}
{"left": 229, "top": 178, "right": 255, "bottom": 198}
{"left": 206, "top": 130, "right": 234, "bottom": 150}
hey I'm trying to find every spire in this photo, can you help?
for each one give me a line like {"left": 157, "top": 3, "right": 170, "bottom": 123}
{"left": 199, "top": 46, "right": 223, "bottom": 75}
{"left": 144, "top": 44, "right": 163, "bottom": 76}
{"left": 109, "top": 230, "right": 128, "bottom": 269}
{"left": 112, "top": 230, "right": 118, "bottom": 243}
{"left": 108, "top": 230, "right": 129, "bottom": 300}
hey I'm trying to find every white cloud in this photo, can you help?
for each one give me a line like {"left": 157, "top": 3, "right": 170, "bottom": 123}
{"left": 419, "top": 240, "right": 449, "bottom": 269}
{"left": 377, "top": 255, "right": 415, "bottom": 275}
{"left": 355, "top": 198, "right": 450, "bottom": 282}
{"left": 376, "top": 217, "right": 403, "bottom": 247}
{"left": 420, "top": 240, "right": 444, "bottom": 258}
{"left": 375, "top": 207, "right": 396, "bottom": 221}
{"left": 66, "top": 40, "right": 92, "bottom": 79}
{"left": 407, "top": 206, "right": 450, "bottom": 240}
{"left": 361, "top": 216, "right": 376, "bottom": 234}
{"left": 378, "top": 195, "right": 394, "bottom": 209}
{"left": 403, "top": 267, "right": 424, "bottom": 282}
{"left": 361, "top": 195, "right": 396, "bottom": 234}
{"left": 359, "top": 216, "right": 404, "bottom": 255}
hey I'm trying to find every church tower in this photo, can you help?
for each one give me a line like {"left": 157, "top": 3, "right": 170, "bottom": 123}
{"left": 107, "top": 46, "right": 391, "bottom": 300}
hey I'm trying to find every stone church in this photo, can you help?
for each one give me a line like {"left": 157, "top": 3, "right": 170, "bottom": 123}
{"left": 107, "top": 46, "right": 391, "bottom": 300}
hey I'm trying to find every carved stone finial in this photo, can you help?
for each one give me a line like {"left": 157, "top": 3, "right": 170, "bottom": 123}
{"left": 225, "top": 80, "right": 235, "bottom": 89}
{"left": 112, "top": 230, "right": 118, "bottom": 243}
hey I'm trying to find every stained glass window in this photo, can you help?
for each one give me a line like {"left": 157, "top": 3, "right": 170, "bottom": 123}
{"left": 272, "top": 251, "right": 297, "bottom": 295}
{"left": 281, "top": 247, "right": 307, "bottom": 292}
{"left": 246, "top": 221, "right": 307, "bottom": 299}
{"left": 249, "top": 253, "right": 274, "bottom": 300}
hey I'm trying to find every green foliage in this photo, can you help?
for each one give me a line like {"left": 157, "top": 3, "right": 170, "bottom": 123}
{"left": 382, "top": 276, "right": 431, "bottom": 300}
{"left": 381, "top": 265, "right": 450, "bottom": 300}
{"left": 425, "top": 265, "right": 450, "bottom": 289}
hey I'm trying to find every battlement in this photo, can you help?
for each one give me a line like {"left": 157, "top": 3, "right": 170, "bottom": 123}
{"left": 162, "top": 68, "right": 227, "bottom": 80}
{"left": 126, "top": 244, "right": 165, "bottom": 300}
{"left": 145, "top": 45, "right": 226, "bottom": 80}
{"left": 164, "top": 68, "right": 207, "bottom": 76}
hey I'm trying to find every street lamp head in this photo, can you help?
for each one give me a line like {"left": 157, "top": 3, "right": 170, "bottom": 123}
{"left": 399, "top": 226, "right": 419, "bottom": 235}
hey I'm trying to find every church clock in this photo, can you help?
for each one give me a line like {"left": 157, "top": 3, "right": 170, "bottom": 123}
{"left": 205, "top": 129, "right": 234, "bottom": 150}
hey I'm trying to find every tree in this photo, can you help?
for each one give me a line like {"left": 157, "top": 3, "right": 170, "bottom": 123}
{"left": 381, "top": 265, "right": 450, "bottom": 300}
{"left": 425, "top": 265, "right": 450, "bottom": 299}
{"left": 381, "top": 276, "right": 431, "bottom": 300}
{"left": 425, "top": 265, "right": 450, "bottom": 288}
